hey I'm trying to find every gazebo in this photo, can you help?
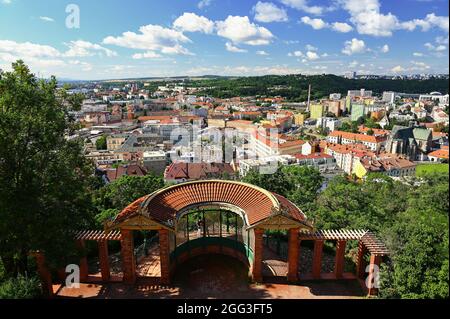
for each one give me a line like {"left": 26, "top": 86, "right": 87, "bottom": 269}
{"left": 34, "top": 180, "right": 389, "bottom": 297}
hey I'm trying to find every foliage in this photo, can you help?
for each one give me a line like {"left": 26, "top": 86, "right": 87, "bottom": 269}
{"left": 0, "top": 275, "right": 42, "bottom": 299}
{"left": 95, "top": 135, "right": 107, "bottom": 150}
{"left": 416, "top": 164, "right": 449, "bottom": 177}
{"left": 0, "top": 61, "right": 96, "bottom": 276}
{"left": 93, "top": 174, "right": 165, "bottom": 224}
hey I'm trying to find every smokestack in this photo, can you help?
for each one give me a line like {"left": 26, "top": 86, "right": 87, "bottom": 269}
{"left": 306, "top": 84, "right": 311, "bottom": 112}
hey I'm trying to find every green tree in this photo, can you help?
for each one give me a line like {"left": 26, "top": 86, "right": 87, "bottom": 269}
{"left": 0, "top": 61, "right": 95, "bottom": 276}
{"left": 95, "top": 135, "right": 107, "bottom": 150}
{"left": 93, "top": 174, "right": 165, "bottom": 223}
{"left": 241, "top": 167, "right": 292, "bottom": 197}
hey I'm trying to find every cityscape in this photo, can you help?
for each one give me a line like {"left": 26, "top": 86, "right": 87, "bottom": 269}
{"left": 0, "top": 0, "right": 448, "bottom": 305}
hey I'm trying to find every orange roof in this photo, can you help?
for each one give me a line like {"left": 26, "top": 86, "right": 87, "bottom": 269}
{"left": 113, "top": 180, "right": 310, "bottom": 228}
{"left": 329, "top": 130, "right": 386, "bottom": 143}
{"left": 428, "top": 149, "right": 449, "bottom": 159}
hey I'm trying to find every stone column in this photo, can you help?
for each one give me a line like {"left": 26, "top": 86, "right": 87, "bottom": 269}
{"left": 159, "top": 229, "right": 171, "bottom": 285}
{"left": 252, "top": 228, "right": 264, "bottom": 282}
{"left": 120, "top": 229, "right": 136, "bottom": 284}
{"left": 33, "top": 252, "right": 54, "bottom": 298}
{"left": 76, "top": 240, "right": 89, "bottom": 282}
{"left": 312, "top": 240, "right": 324, "bottom": 279}
{"left": 367, "top": 254, "right": 382, "bottom": 296}
{"left": 287, "top": 228, "right": 300, "bottom": 282}
{"left": 98, "top": 240, "right": 110, "bottom": 282}
{"left": 334, "top": 240, "right": 347, "bottom": 279}
{"left": 356, "top": 241, "right": 368, "bottom": 279}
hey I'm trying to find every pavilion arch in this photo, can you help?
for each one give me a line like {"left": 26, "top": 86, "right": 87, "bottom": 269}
{"left": 104, "top": 180, "right": 313, "bottom": 284}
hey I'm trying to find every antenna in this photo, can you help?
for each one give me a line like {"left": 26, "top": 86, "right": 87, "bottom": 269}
{"left": 306, "top": 84, "right": 311, "bottom": 112}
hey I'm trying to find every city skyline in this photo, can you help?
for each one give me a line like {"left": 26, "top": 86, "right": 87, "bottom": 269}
{"left": 0, "top": 0, "right": 449, "bottom": 80}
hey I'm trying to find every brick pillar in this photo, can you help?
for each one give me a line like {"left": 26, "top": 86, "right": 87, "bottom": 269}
{"left": 312, "top": 240, "right": 324, "bottom": 279}
{"left": 120, "top": 229, "right": 136, "bottom": 284}
{"left": 356, "top": 241, "right": 368, "bottom": 279}
{"left": 367, "top": 254, "right": 382, "bottom": 296}
{"left": 287, "top": 228, "right": 300, "bottom": 282}
{"left": 76, "top": 240, "right": 89, "bottom": 282}
{"left": 98, "top": 240, "right": 110, "bottom": 282}
{"left": 252, "top": 228, "right": 264, "bottom": 282}
{"left": 334, "top": 240, "right": 347, "bottom": 279}
{"left": 159, "top": 229, "right": 171, "bottom": 285}
{"left": 33, "top": 252, "right": 54, "bottom": 298}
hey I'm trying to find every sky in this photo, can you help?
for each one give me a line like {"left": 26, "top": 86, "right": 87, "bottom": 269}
{"left": 0, "top": 0, "right": 448, "bottom": 80}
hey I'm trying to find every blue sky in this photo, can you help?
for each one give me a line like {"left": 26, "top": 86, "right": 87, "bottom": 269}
{"left": 0, "top": 0, "right": 448, "bottom": 80}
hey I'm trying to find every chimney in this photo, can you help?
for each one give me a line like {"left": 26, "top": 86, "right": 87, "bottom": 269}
{"left": 306, "top": 84, "right": 311, "bottom": 112}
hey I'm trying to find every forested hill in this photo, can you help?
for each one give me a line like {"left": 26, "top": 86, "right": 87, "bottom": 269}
{"left": 188, "top": 74, "right": 449, "bottom": 101}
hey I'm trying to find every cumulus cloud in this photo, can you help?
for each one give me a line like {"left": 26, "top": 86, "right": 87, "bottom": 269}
{"left": 216, "top": 15, "right": 274, "bottom": 45}
{"left": 256, "top": 50, "right": 269, "bottom": 55}
{"left": 288, "top": 50, "right": 304, "bottom": 57}
{"left": 305, "top": 44, "right": 317, "bottom": 51}
{"left": 413, "top": 52, "right": 424, "bottom": 57}
{"left": 198, "top": 0, "right": 212, "bottom": 9}
{"left": 381, "top": 44, "right": 389, "bottom": 53}
{"left": 64, "top": 40, "right": 117, "bottom": 58}
{"left": 300, "top": 16, "right": 328, "bottom": 30}
{"left": 173, "top": 12, "right": 214, "bottom": 34}
{"left": 0, "top": 40, "right": 61, "bottom": 58}
{"left": 424, "top": 42, "right": 447, "bottom": 51}
{"left": 306, "top": 51, "right": 319, "bottom": 60}
{"left": 103, "top": 24, "right": 193, "bottom": 56}
{"left": 253, "top": 2, "right": 288, "bottom": 23}
{"left": 391, "top": 65, "right": 405, "bottom": 73}
{"left": 339, "top": 0, "right": 449, "bottom": 37}
{"left": 301, "top": 16, "right": 353, "bottom": 33}
{"left": 281, "top": 0, "right": 330, "bottom": 16}
{"left": 331, "top": 22, "right": 353, "bottom": 33}
{"left": 342, "top": 38, "right": 366, "bottom": 55}
{"left": 225, "top": 42, "right": 248, "bottom": 53}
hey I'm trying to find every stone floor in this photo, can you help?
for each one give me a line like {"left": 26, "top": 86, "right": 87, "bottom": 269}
{"left": 56, "top": 254, "right": 365, "bottom": 299}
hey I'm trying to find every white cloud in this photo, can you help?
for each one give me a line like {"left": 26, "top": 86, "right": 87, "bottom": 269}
{"left": 306, "top": 51, "right": 319, "bottom": 60}
{"left": 425, "top": 42, "right": 447, "bottom": 51}
{"left": 225, "top": 42, "right": 248, "bottom": 53}
{"left": 281, "top": 0, "right": 329, "bottom": 15}
{"left": 413, "top": 52, "right": 424, "bottom": 57}
{"left": 300, "top": 16, "right": 328, "bottom": 30}
{"left": 331, "top": 22, "right": 353, "bottom": 33}
{"left": 288, "top": 50, "right": 304, "bottom": 57}
{"left": 253, "top": 2, "right": 288, "bottom": 23}
{"left": 381, "top": 44, "right": 389, "bottom": 53}
{"left": 305, "top": 44, "right": 317, "bottom": 51}
{"left": 216, "top": 16, "right": 274, "bottom": 45}
{"left": 103, "top": 24, "right": 193, "bottom": 56}
{"left": 198, "top": 0, "right": 212, "bottom": 9}
{"left": 436, "top": 35, "right": 449, "bottom": 45}
{"left": 340, "top": 0, "right": 449, "bottom": 37}
{"left": 173, "top": 13, "right": 215, "bottom": 34}
{"left": 256, "top": 50, "right": 269, "bottom": 55}
{"left": 64, "top": 40, "right": 117, "bottom": 58}
{"left": 39, "top": 16, "right": 54, "bottom": 22}
{"left": 132, "top": 51, "right": 162, "bottom": 59}
{"left": 301, "top": 16, "right": 354, "bottom": 33}
{"left": 1, "top": 0, "right": 12, "bottom": 4}
{"left": 0, "top": 40, "right": 61, "bottom": 58}
{"left": 391, "top": 65, "right": 405, "bottom": 73}
{"left": 342, "top": 38, "right": 366, "bottom": 55}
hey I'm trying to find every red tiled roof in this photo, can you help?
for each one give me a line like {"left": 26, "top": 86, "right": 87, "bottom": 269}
{"left": 428, "top": 149, "right": 449, "bottom": 159}
{"left": 113, "top": 180, "right": 309, "bottom": 227}
{"left": 164, "top": 163, "right": 235, "bottom": 180}
{"left": 329, "top": 130, "right": 386, "bottom": 143}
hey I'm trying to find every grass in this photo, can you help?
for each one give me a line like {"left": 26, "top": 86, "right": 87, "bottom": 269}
{"left": 416, "top": 163, "right": 449, "bottom": 177}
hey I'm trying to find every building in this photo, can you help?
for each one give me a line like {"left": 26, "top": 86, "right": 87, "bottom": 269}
{"left": 419, "top": 92, "right": 449, "bottom": 104}
{"left": 294, "top": 153, "right": 337, "bottom": 172}
{"left": 354, "top": 155, "right": 416, "bottom": 179}
{"left": 294, "top": 113, "right": 307, "bottom": 126}
{"left": 427, "top": 147, "right": 449, "bottom": 163}
{"left": 310, "top": 104, "right": 326, "bottom": 119}
{"left": 382, "top": 91, "right": 396, "bottom": 104}
{"left": 164, "top": 162, "right": 235, "bottom": 183}
{"left": 329, "top": 93, "right": 342, "bottom": 100}
{"left": 143, "top": 151, "right": 167, "bottom": 175}
{"left": 327, "top": 131, "right": 387, "bottom": 152}
{"left": 104, "top": 164, "right": 148, "bottom": 182}
{"left": 316, "top": 117, "right": 342, "bottom": 133}
{"left": 107, "top": 134, "right": 129, "bottom": 151}
{"left": 351, "top": 104, "right": 365, "bottom": 122}
{"left": 327, "top": 100, "right": 342, "bottom": 117}
{"left": 239, "top": 155, "right": 296, "bottom": 176}
{"left": 348, "top": 89, "right": 372, "bottom": 98}
{"left": 385, "top": 125, "right": 432, "bottom": 161}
